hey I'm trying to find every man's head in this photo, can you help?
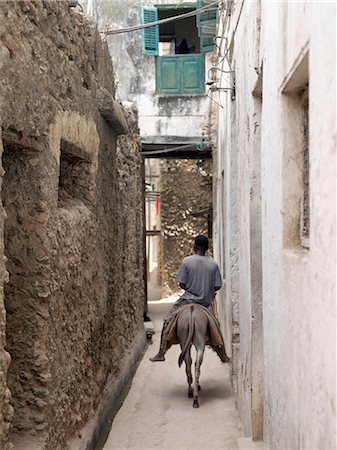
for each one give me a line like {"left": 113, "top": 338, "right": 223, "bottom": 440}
{"left": 194, "top": 235, "right": 209, "bottom": 254}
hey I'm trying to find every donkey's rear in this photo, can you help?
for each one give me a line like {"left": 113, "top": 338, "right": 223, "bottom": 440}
{"left": 177, "top": 304, "right": 209, "bottom": 408}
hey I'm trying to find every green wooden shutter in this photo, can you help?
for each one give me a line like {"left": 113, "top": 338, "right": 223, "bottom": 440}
{"left": 156, "top": 56, "right": 180, "bottom": 94}
{"left": 156, "top": 55, "right": 205, "bottom": 95}
{"left": 197, "top": 0, "right": 217, "bottom": 30}
{"left": 181, "top": 55, "right": 205, "bottom": 94}
{"left": 141, "top": 7, "right": 159, "bottom": 55}
{"left": 197, "top": 0, "right": 217, "bottom": 52}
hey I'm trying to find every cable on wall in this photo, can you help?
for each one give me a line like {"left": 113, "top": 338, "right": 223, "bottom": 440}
{"left": 103, "top": 1, "right": 223, "bottom": 36}
{"left": 205, "top": 0, "right": 245, "bottom": 101}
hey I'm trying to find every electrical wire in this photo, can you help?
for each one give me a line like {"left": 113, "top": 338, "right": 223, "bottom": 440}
{"left": 229, "top": 0, "right": 245, "bottom": 47}
{"left": 206, "top": 0, "right": 245, "bottom": 107}
{"left": 103, "top": 1, "right": 221, "bottom": 36}
{"left": 217, "top": 0, "right": 245, "bottom": 67}
{"left": 213, "top": 0, "right": 230, "bottom": 58}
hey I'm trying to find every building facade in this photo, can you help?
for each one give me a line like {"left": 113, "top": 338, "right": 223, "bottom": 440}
{"left": 95, "top": 0, "right": 217, "bottom": 149}
{"left": 213, "top": 1, "right": 336, "bottom": 448}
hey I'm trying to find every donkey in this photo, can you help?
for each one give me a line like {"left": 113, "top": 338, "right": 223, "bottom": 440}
{"left": 177, "top": 304, "right": 210, "bottom": 408}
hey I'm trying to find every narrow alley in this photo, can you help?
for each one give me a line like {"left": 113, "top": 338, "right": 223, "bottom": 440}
{"left": 0, "top": 1, "right": 336, "bottom": 450}
{"left": 102, "top": 298, "right": 242, "bottom": 450}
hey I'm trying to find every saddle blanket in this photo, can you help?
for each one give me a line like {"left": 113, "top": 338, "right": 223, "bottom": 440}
{"left": 163, "top": 304, "right": 230, "bottom": 363}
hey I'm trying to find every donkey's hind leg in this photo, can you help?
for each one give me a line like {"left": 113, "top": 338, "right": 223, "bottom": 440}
{"left": 184, "top": 345, "right": 193, "bottom": 398}
{"left": 193, "top": 345, "right": 206, "bottom": 408}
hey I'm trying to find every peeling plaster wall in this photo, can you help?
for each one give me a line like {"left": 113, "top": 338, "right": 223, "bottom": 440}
{"left": 108, "top": 0, "right": 214, "bottom": 144}
{"left": 214, "top": 1, "right": 336, "bottom": 448}
{"left": 160, "top": 159, "right": 212, "bottom": 294}
{"left": 81, "top": 0, "right": 215, "bottom": 145}
{"left": 0, "top": 2, "right": 145, "bottom": 449}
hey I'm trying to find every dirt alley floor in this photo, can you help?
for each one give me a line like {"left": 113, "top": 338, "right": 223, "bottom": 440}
{"left": 103, "top": 296, "right": 242, "bottom": 450}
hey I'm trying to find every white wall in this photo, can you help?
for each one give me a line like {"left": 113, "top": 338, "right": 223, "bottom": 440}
{"left": 214, "top": 0, "right": 263, "bottom": 438}
{"left": 214, "top": 1, "right": 336, "bottom": 448}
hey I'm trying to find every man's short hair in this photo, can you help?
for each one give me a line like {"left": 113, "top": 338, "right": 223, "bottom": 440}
{"left": 195, "top": 235, "right": 209, "bottom": 250}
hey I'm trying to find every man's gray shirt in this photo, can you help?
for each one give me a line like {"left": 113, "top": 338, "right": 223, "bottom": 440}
{"left": 176, "top": 254, "right": 222, "bottom": 307}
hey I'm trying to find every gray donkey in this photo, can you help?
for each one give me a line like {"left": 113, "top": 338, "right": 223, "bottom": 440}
{"left": 177, "top": 304, "right": 210, "bottom": 408}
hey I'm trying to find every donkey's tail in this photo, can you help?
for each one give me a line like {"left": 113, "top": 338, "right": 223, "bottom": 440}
{"left": 178, "top": 305, "right": 194, "bottom": 367}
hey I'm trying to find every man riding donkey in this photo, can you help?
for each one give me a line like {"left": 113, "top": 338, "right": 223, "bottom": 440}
{"left": 150, "top": 235, "right": 229, "bottom": 363}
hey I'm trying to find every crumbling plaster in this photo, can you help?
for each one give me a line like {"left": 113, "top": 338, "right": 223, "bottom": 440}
{"left": 0, "top": 2, "right": 145, "bottom": 449}
{"left": 50, "top": 111, "right": 100, "bottom": 165}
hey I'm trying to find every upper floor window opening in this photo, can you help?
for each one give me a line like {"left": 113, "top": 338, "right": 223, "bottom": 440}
{"left": 141, "top": 2, "right": 217, "bottom": 56}
{"left": 141, "top": 2, "right": 216, "bottom": 95}
{"left": 158, "top": 7, "right": 200, "bottom": 55}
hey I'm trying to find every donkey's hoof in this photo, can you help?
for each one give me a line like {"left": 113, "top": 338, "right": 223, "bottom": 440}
{"left": 193, "top": 399, "right": 199, "bottom": 408}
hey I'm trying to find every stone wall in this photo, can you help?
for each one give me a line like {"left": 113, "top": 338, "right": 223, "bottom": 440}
{"left": 0, "top": 2, "right": 145, "bottom": 449}
{"left": 114, "top": 102, "right": 146, "bottom": 338}
{"left": 160, "top": 159, "right": 212, "bottom": 294}
{"left": 0, "top": 129, "right": 13, "bottom": 450}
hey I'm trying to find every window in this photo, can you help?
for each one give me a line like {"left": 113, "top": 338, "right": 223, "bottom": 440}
{"left": 299, "top": 85, "right": 309, "bottom": 245}
{"left": 142, "top": 3, "right": 217, "bottom": 56}
{"left": 156, "top": 54, "right": 205, "bottom": 95}
{"left": 58, "top": 139, "right": 95, "bottom": 209}
{"left": 141, "top": 2, "right": 217, "bottom": 95}
{"left": 281, "top": 51, "right": 310, "bottom": 249}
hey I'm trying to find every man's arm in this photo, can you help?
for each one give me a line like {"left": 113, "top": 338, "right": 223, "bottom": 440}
{"left": 177, "top": 259, "right": 188, "bottom": 290}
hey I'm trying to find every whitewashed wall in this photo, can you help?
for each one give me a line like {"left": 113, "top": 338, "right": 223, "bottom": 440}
{"left": 214, "top": 1, "right": 336, "bottom": 448}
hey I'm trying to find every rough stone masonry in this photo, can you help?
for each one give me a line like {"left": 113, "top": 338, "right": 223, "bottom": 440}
{"left": 0, "top": 1, "right": 145, "bottom": 449}
{"left": 160, "top": 159, "right": 213, "bottom": 295}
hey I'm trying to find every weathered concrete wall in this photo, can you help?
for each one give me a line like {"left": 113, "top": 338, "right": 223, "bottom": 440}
{"left": 0, "top": 2, "right": 145, "bottom": 449}
{"left": 160, "top": 159, "right": 212, "bottom": 294}
{"left": 214, "top": 1, "right": 336, "bottom": 448}
{"left": 81, "top": 0, "right": 216, "bottom": 146}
